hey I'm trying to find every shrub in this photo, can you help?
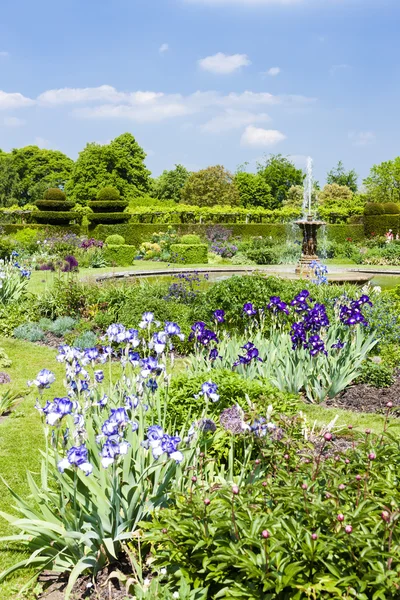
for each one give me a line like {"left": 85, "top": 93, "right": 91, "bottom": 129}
{"left": 382, "top": 202, "right": 400, "bottom": 214}
{"left": 11, "top": 227, "right": 40, "bottom": 252}
{"left": 364, "top": 202, "right": 384, "bottom": 215}
{"left": 364, "top": 215, "right": 400, "bottom": 237}
{"left": 88, "top": 201, "right": 129, "bottom": 213}
{"left": 73, "top": 330, "right": 98, "bottom": 349}
{"left": 357, "top": 360, "right": 394, "bottom": 388}
{"left": 13, "top": 322, "right": 45, "bottom": 342}
{"left": 0, "top": 237, "right": 15, "bottom": 259}
{"left": 0, "top": 347, "right": 12, "bottom": 368}
{"left": 179, "top": 234, "right": 202, "bottom": 244}
{"left": 97, "top": 186, "right": 120, "bottom": 202}
{"left": 105, "top": 234, "right": 125, "bottom": 245}
{"left": 103, "top": 244, "right": 136, "bottom": 267}
{"left": 87, "top": 213, "right": 131, "bottom": 224}
{"left": 35, "top": 200, "right": 76, "bottom": 211}
{"left": 33, "top": 211, "right": 81, "bottom": 225}
{"left": 170, "top": 244, "right": 208, "bottom": 264}
{"left": 0, "top": 301, "right": 38, "bottom": 336}
{"left": 43, "top": 188, "right": 67, "bottom": 202}
{"left": 46, "top": 316, "right": 76, "bottom": 337}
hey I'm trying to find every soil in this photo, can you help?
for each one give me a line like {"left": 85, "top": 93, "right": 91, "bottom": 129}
{"left": 324, "top": 374, "right": 400, "bottom": 417}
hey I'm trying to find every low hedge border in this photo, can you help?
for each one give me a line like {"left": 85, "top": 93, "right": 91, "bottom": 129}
{"left": 87, "top": 213, "right": 132, "bottom": 224}
{"left": 364, "top": 215, "right": 400, "bottom": 237}
{"left": 170, "top": 243, "right": 208, "bottom": 264}
{"left": 88, "top": 201, "right": 129, "bottom": 213}
{"left": 103, "top": 244, "right": 136, "bottom": 267}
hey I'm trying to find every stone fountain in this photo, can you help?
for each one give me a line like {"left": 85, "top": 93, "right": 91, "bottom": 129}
{"left": 295, "top": 158, "right": 326, "bottom": 276}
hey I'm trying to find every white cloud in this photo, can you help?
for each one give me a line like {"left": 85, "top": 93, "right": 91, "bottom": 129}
{"left": 76, "top": 101, "right": 192, "bottom": 123}
{"left": 241, "top": 125, "right": 286, "bottom": 147}
{"left": 3, "top": 116, "right": 25, "bottom": 127}
{"left": 34, "top": 136, "right": 50, "bottom": 148}
{"left": 37, "top": 85, "right": 128, "bottom": 106}
{"left": 201, "top": 109, "right": 270, "bottom": 133}
{"left": 266, "top": 67, "right": 281, "bottom": 76}
{"left": 198, "top": 52, "right": 251, "bottom": 74}
{"left": 348, "top": 131, "right": 376, "bottom": 147}
{"left": 0, "top": 51, "right": 9, "bottom": 58}
{"left": 159, "top": 43, "right": 169, "bottom": 54}
{"left": 0, "top": 90, "right": 34, "bottom": 110}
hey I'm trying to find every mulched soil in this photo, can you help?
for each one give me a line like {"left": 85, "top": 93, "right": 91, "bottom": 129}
{"left": 37, "top": 332, "right": 65, "bottom": 349}
{"left": 324, "top": 374, "right": 400, "bottom": 417}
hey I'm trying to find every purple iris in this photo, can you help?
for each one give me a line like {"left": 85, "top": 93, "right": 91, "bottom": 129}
{"left": 233, "top": 344, "right": 263, "bottom": 367}
{"left": 267, "top": 296, "right": 289, "bottom": 315}
{"left": 332, "top": 340, "right": 345, "bottom": 350}
{"left": 306, "top": 335, "right": 327, "bottom": 357}
{"left": 209, "top": 347, "right": 221, "bottom": 361}
{"left": 243, "top": 303, "right": 257, "bottom": 316}
{"left": 213, "top": 309, "right": 225, "bottom": 323}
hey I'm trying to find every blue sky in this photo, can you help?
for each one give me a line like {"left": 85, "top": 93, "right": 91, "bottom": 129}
{"left": 0, "top": 0, "right": 398, "bottom": 184}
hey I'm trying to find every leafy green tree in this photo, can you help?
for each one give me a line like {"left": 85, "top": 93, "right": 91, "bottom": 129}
{"left": 0, "top": 146, "right": 73, "bottom": 205}
{"left": 257, "top": 154, "right": 304, "bottom": 207}
{"left": 363, "top": 158, "right": 400, "bottom": 203}
{"left": 152, "top": 164, "right": 191, "bottom": 203}
{"left": 181, "top": 165, "right": 240, "bottom": 207}
{"left": 326, "top": 161, "right": 358, "bottom": 193}
{"left": 66, "top": 133, "right": 151, "bottom": 203}
{"left": 234, "top": 172, "right": 273, "bottom": 209}
{"left": 318, "top": 183, "right": 353, "bottom": 208}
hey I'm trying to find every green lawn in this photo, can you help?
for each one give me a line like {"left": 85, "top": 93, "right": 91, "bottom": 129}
{"left": 0, "top": 336, "right": 399, "bottom": 597}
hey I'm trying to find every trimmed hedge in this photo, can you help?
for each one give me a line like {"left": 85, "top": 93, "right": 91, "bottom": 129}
{"left": 97, "top": 187, "right": 120, "bottom": 202}
{"left": 36, "top": 200, "right": 76, "bottom": 212}
{"left": 382, "top": 202, "right": 400, "bottom": 215}
{"left": 0, "top": 223, "right": 81, "bottom": 235}
{"left": 180, "top": 234, "right": 202, "bottom": 244}
{"left": 170, "top": 243, "right": 208, "bottom": 264}
{"left": 88, "top": 201, "right": 129, "bottom": 213}
{"left": 364, "top": 215, "right": 400, "bottom": 237}
{"left": 32, "top": 211, "right": 82, "bottom": 225}
{"left": 105, "top": 234, "right": 125, "bottom": 245}
{"left": 103, "top": 244, "right": 136, "bottom": 267}
{"left": 324, "top": 224, "right": 365, "bottom": 243}
{"left": 87, "top": 213, "right": 131, "bottom": 224}
{"left": 44, "top": 188, "right": 67, "bottom": 202}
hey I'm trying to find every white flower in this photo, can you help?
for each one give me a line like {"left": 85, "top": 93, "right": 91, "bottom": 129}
{"left": 160, "top": 568, "right": 167, "bottom": 575}
{"left": 173, "top": 593, "right": 179, "bottom": 599}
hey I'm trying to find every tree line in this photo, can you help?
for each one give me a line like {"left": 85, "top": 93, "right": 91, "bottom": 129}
{"left": 0, "top": 132, "right": 396, "bottom": 212}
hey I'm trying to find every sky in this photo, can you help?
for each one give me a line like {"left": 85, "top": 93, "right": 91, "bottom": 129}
{"left": 0, "top": 0, "right": 399, "bottom": 184}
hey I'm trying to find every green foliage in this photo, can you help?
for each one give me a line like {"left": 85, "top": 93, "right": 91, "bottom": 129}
{"left": 33, "top": 211, "right": 81, "bottom": 225}
{"left": 318, "top": 183, "right": 353, "bottom": 208}
{"left": 43, "top": 316, "right": 76, "bottom": 337}
{"left": 0, "top": 237, "right": 16, "bottom": 259}
{"left": 170, "top": 243, "right": 208, "bottom": 264}
{"left": 364, "top": 202, "right": 384, "bottom": 215}
{"left": 364, "top": 156, "right": 400, "bottom": 203}
{"left": 234, "top": 171, "right": 273, "bottom": 209}
{"left": 0, "top": 347, "right": 12, "bottom": 368}
{"left": 35, "top": 200, "right": 75, "bottom": 211}
{"left": 152, "top": 164, "right": 191, "bottom": 203}
{"left": 103, "top": 244, "right": 136, "bottom": 267}
{"left": 87, "top": 213, "right": 131, "bottom": 224}
{"left": 357, "top": 360, "right": 394, "bottom": 388}
{"left": 105, "top": 234, "right": 125, "bottom": 245}
{"left": 39, "top": 276, "right": 98, "bottom": 319}
{"left": 97, "top": 186, "right": 120, "bottom": 202}
{"left": 179, "top": 234, "right": 202, "bottom": 244}
{"left": 0, "top": 390, "right": 20, "bottom": 416}
{"left": 181, "top": 166, "right": 240, "bottom": 207}
{"left": 73, "top": 330, "right": 98, "bottom": 349}
{"left": 11, "top": 227, "right": 40, "bottom": 251}
{"left": 244, "top": 239, "right": 282, "bottom": 265}
{"left": 364, "top": 215, "right": 400, "bottom": 236}
{"left": 256, "top": 154, "right": 304, "bottom": 207}
{"left": 167, "top": 370, "right": 298, "bottom": 430}
{"left": 13, "top": 322, "right": 45, "bottom": 342}
{"left": 66, "top": 133, "right": 151, "bottom": 203}
{"left": 382, "top": 202, "right": 400, "bottom": 214}
{"left": 88, "top": 200, "right": 129, "bottom": 213}
{"left": 43, "top": 188, "right": 67, "bottom": 202}
{"left": 0, "top": 300, "right": 38, "bottom": 336}
{"left": 326, "top": 160, "right": 358, "bottom": 192}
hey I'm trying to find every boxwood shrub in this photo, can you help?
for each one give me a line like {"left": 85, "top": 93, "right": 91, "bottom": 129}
{"left": 87, "top": 213, "right": 131, "bottom": 224}
{"left": 364, "top": 215, "right": 400, "bottom": 236}
{"left": 35, "top": 200, "right": 76, "bottom": 211}
{"left": 382, "top": 202, "right": 400, "bottom": 214}
{"left": 170, "top": 243, "right": 208, "bottom": 264}
{"left": 105, "top": 234, "right": 125, "bottom": 245}
{"left": 179, "top": 234, "right": 202, "bottom": 244}
{"left": 88, "top": 201, "right": 129, "bottom": 213}
{"left": 32, "top": 211, "right": 82, "bottom": 225}
{"left": 43, "top": 188, "right": 66, "bottom": 202}
{"left": 103, "top": 244, "right": 136, "bottom": 266}
{"left": 364, "top": 203, "right": 384, "bottom": 216}
{"left": 97, "top": 186, "right": 120, "bottom": 202}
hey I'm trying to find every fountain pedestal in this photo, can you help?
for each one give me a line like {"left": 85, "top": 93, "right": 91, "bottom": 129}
{"left": 295, "top": 215, "right": 326, "bottom": 276}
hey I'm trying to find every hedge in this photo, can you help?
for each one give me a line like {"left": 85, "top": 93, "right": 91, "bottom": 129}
{"left": 88, "top": 201, "right": 129, "bottom": 213}
{"left": 170, "top": 243, "right": 208, "bottom": 264}
{"left": 128, "top": 206, "right": 301, "bottom": 225}
{"left": 0, "top": 224, "right": 82, "bottom": 235}
{"left": 32, "top": 211, "right": 82, "bottom": 225}
{"left": 103, "top": 244, "right": 136, "bottom": 267}
{"left": 87, "top": 213, "right": 131, "bottom": 224}
{"left": 364, "top": 215, "right": 400, "bottom": 237}
{"left": 35, "top": 200, "right": 76, "bottom": 211}
{"left": 90, "top": 223, "right": 365, "bottom": 246}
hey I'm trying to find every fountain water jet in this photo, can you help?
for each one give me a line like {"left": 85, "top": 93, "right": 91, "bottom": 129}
{"left": 295, "top": 157, "right": 326, "bottom": 276}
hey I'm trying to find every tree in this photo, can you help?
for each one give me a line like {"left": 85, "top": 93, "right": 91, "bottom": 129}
{"left": 234, "top": 172, "right": 273, "bottom": 209}
{"left": 66, "top": 133, "right": 151, "bottom": 203}
{"left": 152, "top": 164, "right": 191, "bottom": 203}
{"left": 363, "top": 158, "right": 400, "bottom": 203}
{"left": 181, "top": 165, "right": 240, "bottom": 207}
{"left": 327, "top": 161, "right": 358, "bottom": 193}
{"left": 0, "top": 146, "right": 74, "bottom": 205}
{"left": 318, "top": 183, "right": 353, "bottom": 208}
{"left": 256, "top": 154, "right": 304, "bottom": 208}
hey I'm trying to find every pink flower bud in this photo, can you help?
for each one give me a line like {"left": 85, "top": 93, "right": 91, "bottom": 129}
{"left": 368, "top": 452, "right": 376, "bottom": 461}
{"left": 262, "top": 481, "right": 267, "bottom": 487}
{"left": 345, "top": 459, "right": 350, "bottom": 464}
{"left": 191, "top": 476, "right": 197, "bottom": 483}
{"left": 365, "top": 429, "right": 371, "bottom": 435}
{"left": 255, "top": 459, "right": 261, "bottom": 465}
{"left": 284, "top": 454, "right": 289, "bottom": 460}
{"left": 324, "top": 432, "right": 332, "bottom": 441}
{"left": 204, "top": 498, "right": 210, "bottom": 506}
{"left": 356, "top": 474, "right": 362, "bottom": 481}
{"left": 261, "top": 530, "right": 270, "bottom": 539}
{"left": 337, "top": 513, "right": 345, "bottom": 522}
{"left": 232, "top": 485, "right": 239, "bottom": 495}
{"left": 345, "top": 525, "right": 353, "bottom": 534}
{"left": 334, "top": 455, "right": 340, "bottom": 462}
{"left": 348, "top": 425, "right": 353, "bottom": 430}
{"left": 338, "top": 484, "right": 346, "bottom": 490}
{"left": 302, "top": 483, "right": 308, "bottom": 490}
{"left": 381, "top": 511, "right": 390, "bottom": 523}
{"left": 311, "top": 533, "right": 318, "bottom": 540}
{"left": 162, "top": 528, "right": 168, "bottom": 534}
{"left": 386, "top": 402, "right": 393, "bottom": 408}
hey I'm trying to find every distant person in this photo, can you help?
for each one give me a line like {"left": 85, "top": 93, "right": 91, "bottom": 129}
{"left": 396, "top": 232, "right": 400, "bottom": 241}
{"left": 386, "top": 229, "right": 394, "bottom": 243}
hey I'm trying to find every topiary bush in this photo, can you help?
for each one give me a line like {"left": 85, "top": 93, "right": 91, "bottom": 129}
{"left": 103, "top": 244, "right": 136, "bottom": 267}
{"left": 35, "top": 200, "right": 75, "bottom": 211}
{"left": 170, "top": 243, "right": 208, "bottom": 264}
{"left": 43, "top": 188, "right": 67, "bottom": 202}
{"left": 364, "top": 203, "right": 384, "bottom": 216}
{"left": 87, "top": 213, "right": 131, "bottom": 224}
{"left": 88, "top": 201, "right": 129, "bottom": 213}
{"left": 33, "top": 211, "right": 81, "bottom": 225}
{"left": 382, "top": 202, "right": 400, "bottom": 214}
{"left": 179, "top": 234, "right": 202, "bottom": 244}
{"left": 105, "top": 234, "right": 125, "bottom": 245}
{"left": 97, "top": 187, "right": 120, "bottom": 202}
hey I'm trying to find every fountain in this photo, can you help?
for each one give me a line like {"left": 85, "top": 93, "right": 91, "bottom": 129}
{"left": 295, "top": 158, "right": 326, "bottom": 275}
